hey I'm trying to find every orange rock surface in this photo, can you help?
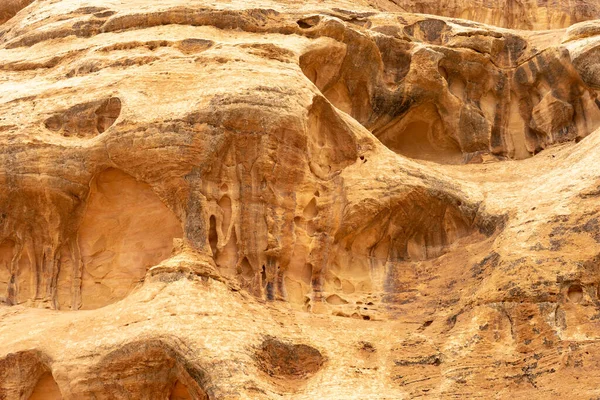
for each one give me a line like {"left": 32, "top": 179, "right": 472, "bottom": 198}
{"left": 1, "top": 0, "right": 600, "bottom": 398}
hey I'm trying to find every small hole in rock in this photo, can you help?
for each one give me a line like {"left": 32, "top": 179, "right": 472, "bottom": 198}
{"left": 261, "top": 265, "right": 267, "bottom": 286}
{"left": 568, "top": 284, "right": 584, "bottom": 303}
{"left": 296, "top": 17, "right": 321, "bottom": 29}
{"left": 359, "top": 341, "right": 375, "bottom": 352}
{"left": 208, "top": 215, "right": 218, "bottom": 257}
{"left": 297, "top": 20, "right": 311, "bottom": 28}
{"left": 255, "top": 337, "right": 324, "bottom": 380}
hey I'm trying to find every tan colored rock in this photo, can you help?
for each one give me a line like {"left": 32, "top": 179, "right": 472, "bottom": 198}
{"left": 0, "top": 0, "right": 35, "bottom": 25}
{"left": 1, "top": 0, "right": 600, "bottom": 398}
{"left": 530, "top": 92, "right": 574, "bottom": 144}
{"left": 383, "top": 0, "right": 600, "bottom": 30}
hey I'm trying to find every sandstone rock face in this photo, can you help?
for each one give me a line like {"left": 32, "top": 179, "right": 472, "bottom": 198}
{"left": 384, "top": 0, "right": 600, "bottom": 30}
{"left": 1, "top": 0, "right": 600, "bottom": 399}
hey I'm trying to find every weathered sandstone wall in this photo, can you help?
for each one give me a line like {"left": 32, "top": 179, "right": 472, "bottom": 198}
{"left": 0, "top": 0, "right": 600, "bottom": 398}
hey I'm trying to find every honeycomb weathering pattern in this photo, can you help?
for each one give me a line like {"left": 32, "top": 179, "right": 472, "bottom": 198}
{"left": 1, "top": 0, "right": 600, "bottom": 398}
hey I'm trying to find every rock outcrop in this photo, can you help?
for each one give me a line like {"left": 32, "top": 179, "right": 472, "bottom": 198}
{"left": 383, "top": 0, "right": 600, "bottom": 30}
{"left": 1, "top": 0, "right": 600, "bottom": 398}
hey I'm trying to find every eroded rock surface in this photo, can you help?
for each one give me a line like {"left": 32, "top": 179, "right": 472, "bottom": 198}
{"left": 383, "top": 0, "right": 600, "bottom": 30}
{"left": 1, "top": 0, "right": 600, "bottom": 398}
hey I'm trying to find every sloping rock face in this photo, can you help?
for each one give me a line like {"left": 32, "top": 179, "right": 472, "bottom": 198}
{"left": 383, "top": 0, "right": 600, "bottom": 30}
{"left": 1, "top": 0, "right": 600, "bottom": 398}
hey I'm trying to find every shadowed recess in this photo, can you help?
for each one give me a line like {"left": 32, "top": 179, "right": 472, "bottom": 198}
{"left": 255, "top": 337, "right": 325, "bottom": 380}
{"left": 44, "top": 97, "right": 122, "bottom": 138}
{"left": 74, "top": 339, "right": 210, "bottom": 399}
{"left": 57, "top": 168, "right": 183, "bottom": 310}
{"left": 0, "top": 350, "right": 61, "bottom": 399}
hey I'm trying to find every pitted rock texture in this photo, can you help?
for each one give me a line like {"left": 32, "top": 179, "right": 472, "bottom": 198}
{"left": 2, "top": 0, "right": 600, "bottom": 399}
{"left": 383, "top": 0, "right": 600, "bottom": 30}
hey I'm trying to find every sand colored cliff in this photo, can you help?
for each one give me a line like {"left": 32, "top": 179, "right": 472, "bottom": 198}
{"left": 1, "top": 0, "right": 600, "bottom": 398}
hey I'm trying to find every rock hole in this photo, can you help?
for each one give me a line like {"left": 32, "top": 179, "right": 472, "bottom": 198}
{"left": 326, "top": 294, "right": 348, "bottom": 305}
{"left": 169, "top": 380, "right": 193, "bottom": 400}
{"left": 448, "top": 76, "right": 467, "bottom": 101}
{"left": 29, "top": 373, "right": 61, "bottom": 400}
{"left": 88, "top": 340, "right": 209, "bottom": 399}
{"left": 297, "top": 20, "right": 312, "bottom": 29}
{"left": 333, "top": 277, "right": 342, "bottom": 289}
{"left": 359, "top": 341, "right": 375, "bottom": 352}
{"left": 303, "top": 198, "right": 318, "bottom": 220}
{"left": 567, "top": 284, "right": 584, "bottom": 303}
{"left": 255, "top": 337, "right": 324, "bottom": 380}
{"left": 218, "top": 195, "right": 232, "bottom": 234}
{"left": 438, "top": 65, "right": 448, "bottom": 81}
{"left": 44, "top": 115, "right": 62, "bottom": 131}
{"left": 0, "top": 351, "right": 59, "bottom": 400}
{"left": 261, "top": 265, "right": 267, "bottom": 286}
{"left": 176, "top": 38, "right": 214, "bottom": 55}
{"left": 362, "top": 315, "right": 371, "bottom": 320}
{"left": 220, "top": 183, "right": 228, "bottom": 192}
{"left": 208, "top": 215, "right": 218, "bottom": 257}
{"left": 379, "top": 116, "right": 462, "bottom": 164}
{"left": 95, "top": 97, "right": 121, "bottom": 133}
{"left": 77, "top": 169, "right": 182, "bottom": 309}
{"left": 45, "top": 97, "right": 121, "bottom": 138}
{"left": 373, "top": 101, "right": 464, "bottom": 164}
{"left": 215, "top": 230, "right": 238, "bottom": 277}
{"left": 240, "top": 257, "right": 254, "bottom": 279}
{"left": 296, "top": 16, "right": 320, "bottom": 29}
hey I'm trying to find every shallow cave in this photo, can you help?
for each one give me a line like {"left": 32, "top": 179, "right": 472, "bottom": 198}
{"left": 77, "top": 340, "right": 209, "bottom": 399}
{"left": 255, "top": 337, "right": 325, "bottom": 380}
{"left": 59, "top": 168, "right": 183, "bottom": 310}
{"left": 0, "top": 350, "right": 61, "bottom": 399}
{"left": 375, "top": 111, "right": 463, "bottom": 164}
{"left": 44, "top": 97, "right": 122, "bottom": 138}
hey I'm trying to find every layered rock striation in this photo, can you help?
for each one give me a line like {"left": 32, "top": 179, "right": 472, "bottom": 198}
{"left": 0, "top": 0, "right": 600, "bottom": 398}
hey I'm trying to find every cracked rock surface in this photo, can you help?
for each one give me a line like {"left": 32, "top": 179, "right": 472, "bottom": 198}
{"left": 1, "top": 0, "right": 600, "bottom": 398}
